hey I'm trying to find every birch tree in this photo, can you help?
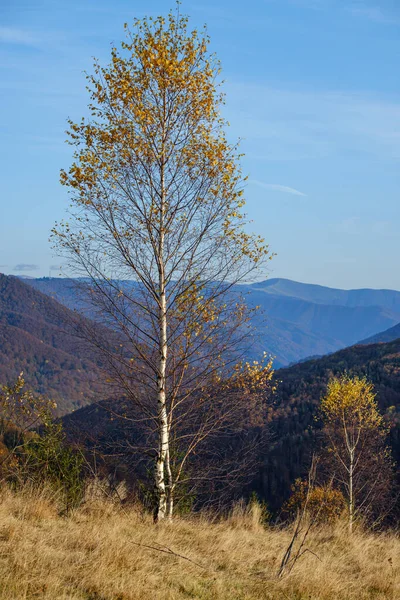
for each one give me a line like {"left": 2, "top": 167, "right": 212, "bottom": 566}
{"left": 320, "top": 375, "right": 392, "bottom": 532}
{"left": 53, "top": 8, "right": 273, "bottom": 520}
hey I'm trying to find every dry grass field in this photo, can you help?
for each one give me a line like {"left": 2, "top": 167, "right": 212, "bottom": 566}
{"left": 0, "top": 486, "right": 398, "bottom": 600}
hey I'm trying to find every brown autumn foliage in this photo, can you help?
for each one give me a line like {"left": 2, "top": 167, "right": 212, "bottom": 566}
{"left": 282, "top": 478, "right": 346, "bottom": 524}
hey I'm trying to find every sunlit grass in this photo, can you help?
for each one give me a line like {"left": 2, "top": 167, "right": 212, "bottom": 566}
{"left": 0, "top": 486, "right": 398, "bottom": 599}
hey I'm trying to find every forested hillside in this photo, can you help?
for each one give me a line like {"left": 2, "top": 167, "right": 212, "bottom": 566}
{"left": 0, "top": 274, "right": 106, "bottom": 414}
{"left": 59, "top": 337, "right": 400, "bottom": 513}
{"left": 6, "top": 272, "right": 400, "bottom": 499}
{"left": 261, "top": 339, "right": 400, "bottom": 509}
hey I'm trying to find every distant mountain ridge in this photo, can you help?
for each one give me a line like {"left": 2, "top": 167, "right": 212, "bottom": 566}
{"left": 24, "top": 276, "right": 400, "bottom": 368}
{"left": 251, "top": 278, "right": 400, "bottom": 310}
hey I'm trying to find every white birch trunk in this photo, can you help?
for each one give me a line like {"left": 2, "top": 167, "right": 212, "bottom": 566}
{"left": 165, "top": 447, "right": 174, "bottom": 520}
{"left": 349, "top": 450, "right": 354, "bottom": 533}
{"left": 155, "top": 101, "right": 170, "bottom": 522}
{"left": 155, "top": 261, "right": 169, "bottom": 521}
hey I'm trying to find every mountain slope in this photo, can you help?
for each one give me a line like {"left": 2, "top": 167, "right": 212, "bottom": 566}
{"left": 25, "top": 277, "right": 400, "bottom": 367}
{"left": 260, "top": 339, "right": 400, "bottom": 508}
{"left": 0, "top": 274, "right": 106, "bottom": 414}
{"left": 60, "top": 337, "right": 400, "bottom": 512}
{"left": 359, "top": 322, "right": 400, "bottom": 345}
{"left": 246, "top": 289, "right": 398, "bottom": 346}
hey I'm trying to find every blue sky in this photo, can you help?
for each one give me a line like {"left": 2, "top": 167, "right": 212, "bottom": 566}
{"left": 0, "top": 0, "right": 399, "bottom": 289}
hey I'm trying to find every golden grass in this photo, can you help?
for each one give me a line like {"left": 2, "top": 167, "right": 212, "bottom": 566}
{"left": 0, "top": 487, "right": 398, "bottom": 600}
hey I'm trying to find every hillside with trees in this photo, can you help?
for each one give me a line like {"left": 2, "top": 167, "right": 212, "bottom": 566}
{"left": 0, "top": 274, "right": 107, "bottom": 414}
{"left": 56, "top": 336, "right": 400, "bottom": 519}
{"left": 261, "top": 339, "right": 400, "bottom": 510}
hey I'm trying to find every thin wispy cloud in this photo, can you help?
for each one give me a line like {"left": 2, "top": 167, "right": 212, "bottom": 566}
{"left": 49, "top": 265, "right": 64, "bottom": 271}
{"left": 347, "top": 4, "right": 400, "bottom": 25}
{"left": 284, "top": 1, "right": 399, "bottom": 25}
{"left": 13, "top": 264, "right": 40, "bottom": 272}
{"left": 250, "top": 180, "right": 307, "bottom": 197}
{"left": 334, "top": 217, "right": 392, "bottom": 236}
{"left": 289, "top": 0, "right": 331, "bottom": 8}
{"left": 226, "top": 84, "right": 400, "bottom": 162}
{"left": 0, "top": 27, "right": 39, "bottom": 46}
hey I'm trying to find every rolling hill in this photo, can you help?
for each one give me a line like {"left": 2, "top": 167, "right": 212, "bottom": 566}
{"left": 359, "top": 322, "right": 400, "bottom": 345}
{"left": 0, "top": 274, "right": 107, "bottom": 414}
{"left": 26, "top": 277, "right": 400, "bottom": 367}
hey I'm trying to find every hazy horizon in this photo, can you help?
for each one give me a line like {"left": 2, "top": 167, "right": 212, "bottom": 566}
{"left": 3, "top": 271, "right": 400, "bottom": 293}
